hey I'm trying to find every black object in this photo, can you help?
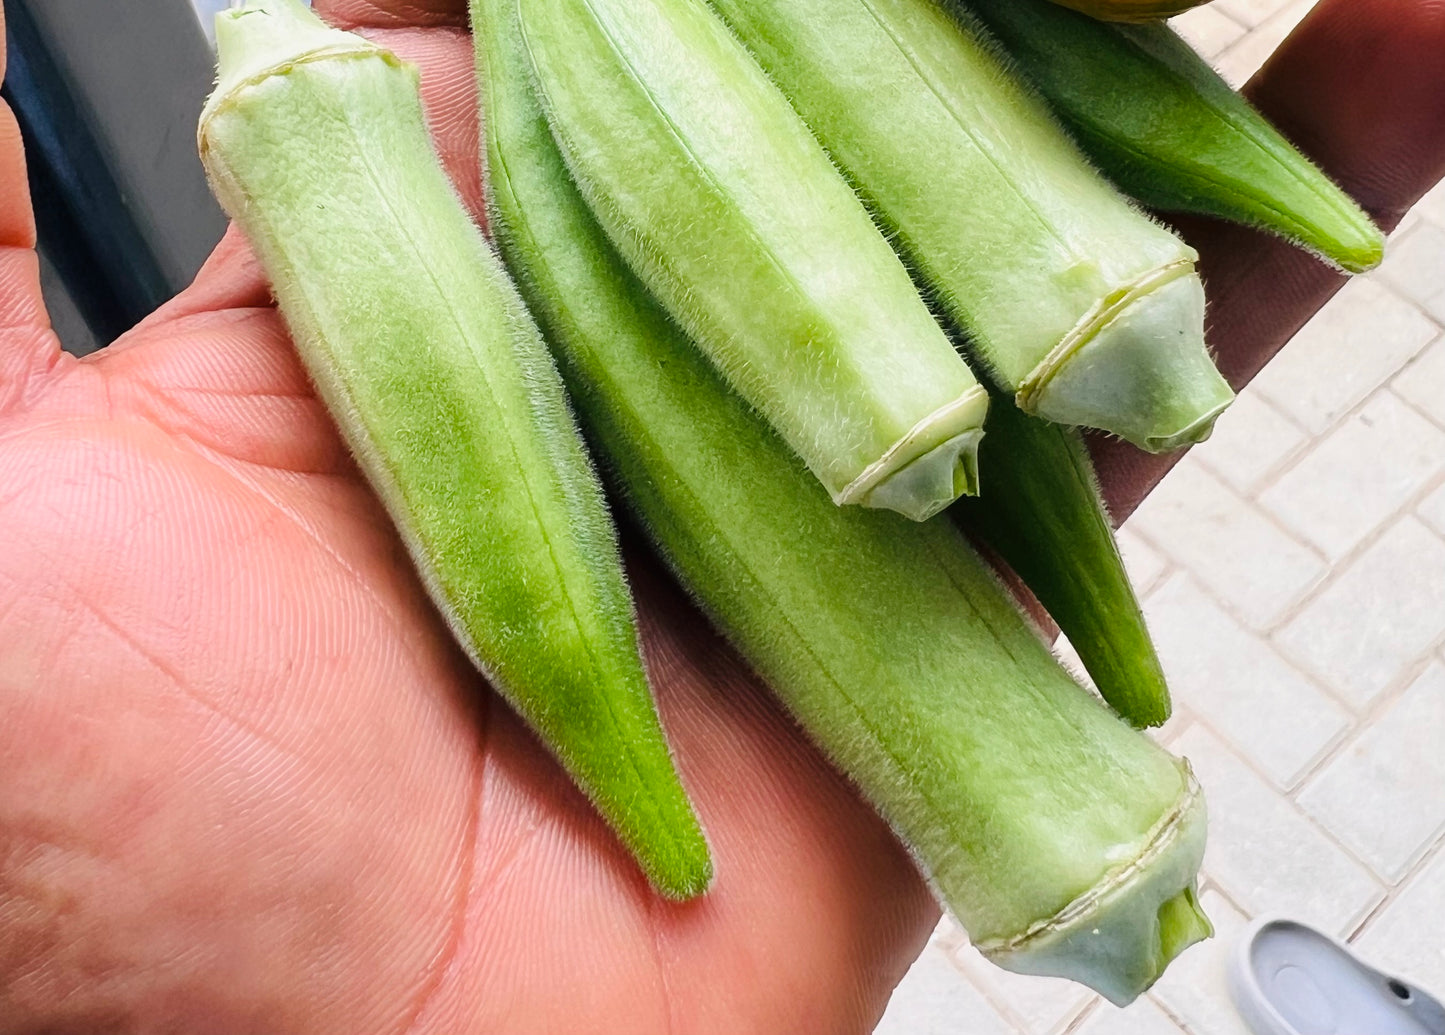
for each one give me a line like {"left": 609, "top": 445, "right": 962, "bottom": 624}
{"left": 2, "top": 0, "right": 226, "bottom": 354}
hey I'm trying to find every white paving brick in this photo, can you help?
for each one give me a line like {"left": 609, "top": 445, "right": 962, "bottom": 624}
{"left": 1392, "top": 334, "right": 1445, "bottom": 430}
{"left": 1411, "top": 177, "right": 1445, "bottom": 228}
{"left": 1194, "top": 389, "right": 1308, "bottom": 497}
{"left": 1420, "top": 480, "right": 1445, "bottom": 537}
{"left": 1375, "top": 221, "right": 1445, "bottom": 325}
{"left": 1276, "top": 517, "right": 1445, "bottom": 708}
{"left": 1298, "top": 663, "right": 1445, "bottom": 882}
{"left": 1354, "top": 846, "right": 1445, "bottom": 993}
{"left": 1175, "top": 727, "right": 1383, "bottom": 932}
{"left": 874, "top": 940, "right": 1018, "bottom": 1035}
{"left": 1075, "top": 996, "right": 1185, "bottom": 1035}
{"left": 1170, "top": 4, "right": 1249, "bottom": 60}
{"left": 1213, "top": 0, "right": 1317, "bottom": 85}
{"left": 1117, "top": 525, "right": 1169, "bottom": 597}
{"left": 1212, "top": 0, "right": 1299, "bottom": 28}
{"left": 1131, "top": 461, "right": 1325, "bottom": 629}
{"left": 1149, "top": 889, "right": 1255, "bottom": 1035}
{"left": 1259, "top": 391, "right": 1445, "bottom": 561}
{"left": 1146, "top": 574, "right": 1348, "bottom": 788}
{"left": 1251, "top": 278, "right": 1440, "bottom": 434}
{"left": 949, "top": 943, "right": 1093, "bottom": 1035}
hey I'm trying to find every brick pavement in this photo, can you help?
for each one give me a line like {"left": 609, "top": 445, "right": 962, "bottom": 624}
{"left": 876, "top": 2, "right": 1445, "bottom": 1030}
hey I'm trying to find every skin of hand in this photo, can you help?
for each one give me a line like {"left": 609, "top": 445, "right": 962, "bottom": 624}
{"left": 0, "top": 0, "right": 1442, "bottom": 1030}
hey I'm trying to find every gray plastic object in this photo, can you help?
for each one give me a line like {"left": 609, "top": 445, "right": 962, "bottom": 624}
{"left": 1229, "top": 916, "right": 1445, "bottom": 1035}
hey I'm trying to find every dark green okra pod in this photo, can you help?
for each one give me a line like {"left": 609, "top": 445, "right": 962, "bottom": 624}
{"left": 476, "top": 0, "right": 1209, "bottom": 1002}
{"left": 708, "top": 0, "right": 1235, "bottom": 452}
{"left": 198, "top": 0, "right": 710, "bottom": 899}
{"left": 955, "top": 394, "right": 1170, "bottom": 728}
{"left": 963, "top": 0, "right": 1385, "bottom": 273}
{"left": 516, "top": 0, "right": 990, "bottom": 522}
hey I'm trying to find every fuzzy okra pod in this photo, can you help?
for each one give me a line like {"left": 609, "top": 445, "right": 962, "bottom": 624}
{"left": 476, "top": 0, "right": 1210, "bottom": 1001}
{"left": 708, "top": 0, "right": 1234, "bottom": 453}
{"left": 198, "top": 0, "right": 710, "bottom": 899}
{"left": 963, "top": 0, "right": 1384, "bottom": 273}
{"left": 1043, "top": 0, "right": 1208, "bottom": 22}
{"left": 515, "top": 0, "right": 990, "bottom": 522}
{"left": 955, "top": 396, "right": 1170, "bottom": 728}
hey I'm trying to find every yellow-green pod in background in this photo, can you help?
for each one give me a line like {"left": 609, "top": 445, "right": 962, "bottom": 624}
{"left": 198, "top": 0, "right": 711, "bottom": 900}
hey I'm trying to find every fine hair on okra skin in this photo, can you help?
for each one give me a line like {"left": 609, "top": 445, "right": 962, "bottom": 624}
{"left": 706, "top": 0, "right": 1236, "bottom": 454}
{"left": 475, "top": 0, "right": 1211, "bottom": 1003}
{"left": 197, "top": 0, "right": 711, "bottom": 900}
{"left": 961, "top": 0, "right": 1385, "bottom": 275}
{"left": 516, "top": 0, "right": 992, "bottom": 522}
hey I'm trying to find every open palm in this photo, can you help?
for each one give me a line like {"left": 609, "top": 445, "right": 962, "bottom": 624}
{"left": 2, "top": 0, "right": 1442, "bottom": 1030}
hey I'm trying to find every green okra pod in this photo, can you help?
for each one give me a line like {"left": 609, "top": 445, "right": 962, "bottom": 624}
{"left": 476, "top": 0, "right": 1210, "bottom": 1001}
{"left": 707, "top": 0, "right": 1235, "bottom": 452}
{"left": 516, "top": 0, "right": 990, "bottom": 521}
{"left": 955, "top": 394, "right": 1170, "bottom": 728}
{"left": 198, "top": 0, "right": 710, "bottom": 899}
{"left": 961, "top": 0, "right": 1384, "bottom": 274}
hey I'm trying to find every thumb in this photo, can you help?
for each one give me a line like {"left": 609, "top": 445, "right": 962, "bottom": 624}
{"left": 0, "top": 1, "right": 63, "bottom": 414}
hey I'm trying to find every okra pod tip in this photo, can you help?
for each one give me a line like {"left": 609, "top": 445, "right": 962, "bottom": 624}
{"left": 1018, "top": 266, "right": 1234, "bottom": 451}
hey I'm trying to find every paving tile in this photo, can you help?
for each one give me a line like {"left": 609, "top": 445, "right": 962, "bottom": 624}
{"left": 1211, "top": 0, "right": 1299, "bottom": 29}
{"left": 948, "top": 943, "right": 1093, "bottom": 1035}
{"left": 1276, "top": 517, "right": 1445, "bottom": 708}
{"left": 1375, "top": 220, "right": 1445, "bottom": 325}
{"left": 1420, "top": 480, "right": 1445, "bottom": 537}
{"left": 1117, "top": 525, "right": 1170, "bottom": 597}
{"left": 1392, "top": 334, "right": 1445, "bottom": 430}
{"left": 1075, "top": 996, "right": 1186, "bottom": 1035}
{"left": 1298, "top": 663, "right": 1445, "bottom": 882}
{"left": 1353, "top": 845, "right": 1445, "bottom": 992}
{"left": 1149, "top": 889, "right": 1255, "bottom": 1035}
{"left": 1130, "top": 461, "right": 1325, "bottom": 630}
{"left": 1259, "top": 391, "right": 1445, "bottom": 561}
{"left": 1174, "top": 726, "right": 1383, "bottom": 932}
{"left": 1194, "top": 389, "right": 1308, "bottom": 497}
{"left": 1411, "top": 177, "right": 1445, "bottom": 228}
{"left": 1146, "top": 574, "right": 1348, "bottom": 788}
{"left": 874, "top": 939, "right": 1019, "bottom": 1035}
{"left": 1251, "top": 277, "right": 1440, "bottom": 434}
{"left": 1213, "top": 0, "right": 1317, "bottom": 86}
{"left": 1170, "top": 4, "right": 1249, "bottom": 60}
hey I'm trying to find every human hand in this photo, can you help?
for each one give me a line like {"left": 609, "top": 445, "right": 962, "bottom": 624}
{"left": 1, "top": 0, "right": 1441, "bottom": 1031}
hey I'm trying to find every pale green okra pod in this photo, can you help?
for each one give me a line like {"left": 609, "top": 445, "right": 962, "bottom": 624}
{"left": 707, "top": 0, "right": 1235, "bottom": 452}
{"left": 477, "top": 0, "right": 1211, "bottom": 1001}
{"left": 198, "top": 0, "right": 710, "bottom": 899}
{"left": 516, "top": 0, "right": 990, "bottom": 521}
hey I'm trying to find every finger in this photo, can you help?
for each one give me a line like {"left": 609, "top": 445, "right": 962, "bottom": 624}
{"left": 313, "top": 0, "right": 467, "bottom": 29}
{"left": 1091, "top": 0, "right": 1445, "bottom": 522}
{"left": 0, "top": 2, "right": 64, "bottom": 413}
{"left": 159, "top": 26, "right": 482, "bottom": 324}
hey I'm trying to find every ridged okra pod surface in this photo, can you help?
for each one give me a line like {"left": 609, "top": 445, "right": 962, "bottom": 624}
{"left": 707, "top": 0, "right": 1235, "bottom": 452}
{"left": 477, "top": 0, "right": 1210, "bottom": 1002}
{"left": 198, "top": 0, "right": 711, "bottom": 899}
{"left": 954, "top": 395, "right": 1170, "bottom": 728}
{"left": 962, "top": 0, "right": 1384, "bottom": 273}
{"left": 516, "top": 0, "right": 990, "bottom": 521}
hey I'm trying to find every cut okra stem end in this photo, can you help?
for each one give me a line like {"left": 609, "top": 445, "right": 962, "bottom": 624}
{"left": 1020, "top": 272, "right": 1234, "bottom": 452}
{"left": 202, "top": 0, "right": 384, "bottom": 130}
{"left": 979, "top": 764, "right": 1210, "bottom": 1005}
{"left": 838, "top": 385, "right": 990, "bottom": 521}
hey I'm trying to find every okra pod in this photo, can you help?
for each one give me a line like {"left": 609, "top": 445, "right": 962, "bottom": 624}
{"left": 962, "top": 0, "right": 1385, "bottom": 273}
{"left": 516, "top": 0, "right": 990, "bottom": 521}
{"left": 955, "top": 394, "right": 1170, "bottom": 728}
{"left": 476, "top": 0, "right": 1210, "bottom": 1001}
{"left": 708, "top": 0, "right": 1235, "bottom": 452}
{"left": 198, "top": 0, "right": 710, "bottom": 899}
{"left": 1043, "top": 0, "right": 1208, "bottom": 22}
